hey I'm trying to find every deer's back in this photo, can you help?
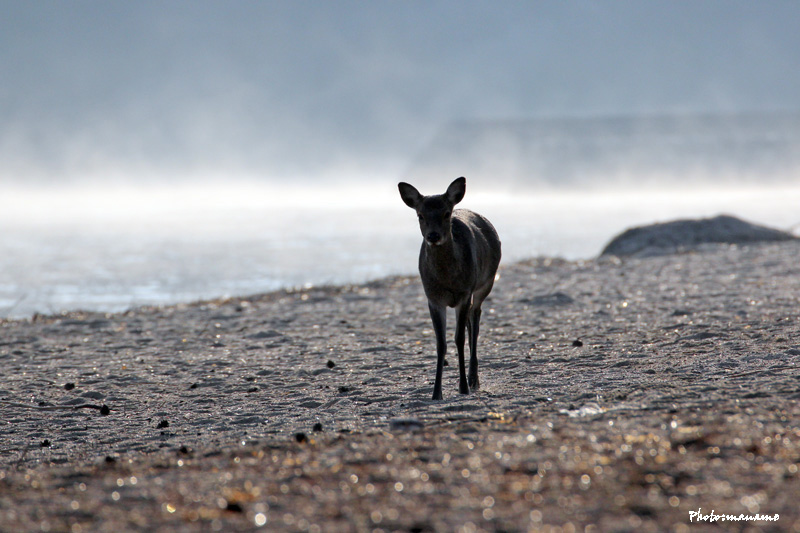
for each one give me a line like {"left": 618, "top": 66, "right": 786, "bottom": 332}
{"left": 453, "top": 209, "right": 502, "bottom": 282}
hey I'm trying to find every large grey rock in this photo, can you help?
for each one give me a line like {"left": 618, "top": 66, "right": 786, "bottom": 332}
{"left": 601, "top": 214, "right": 796, "bottom": 257}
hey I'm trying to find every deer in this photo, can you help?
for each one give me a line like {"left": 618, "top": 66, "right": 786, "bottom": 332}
{"left": 398, "top": 177, "right": 501, "bottom": 400}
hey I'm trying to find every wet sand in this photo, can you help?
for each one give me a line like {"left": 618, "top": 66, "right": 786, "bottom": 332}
{"left": 2, "top": 241, "right": 800, "bottom": 532}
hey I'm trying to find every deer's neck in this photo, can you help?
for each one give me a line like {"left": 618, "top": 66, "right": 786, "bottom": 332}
{"left": 424, "top": 235, "right": 464, "bottom": 276}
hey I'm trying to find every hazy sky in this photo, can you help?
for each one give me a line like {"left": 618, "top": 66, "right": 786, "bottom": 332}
{"left": 2, "top": 1, "right": 799, "bottom": 183}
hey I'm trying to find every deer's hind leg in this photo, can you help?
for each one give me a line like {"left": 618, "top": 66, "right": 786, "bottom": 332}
{"left": 468, "top": 282, "right": 494, "bottom": 390}
{"left": 467, "top": 305, "right": 481, "bottom": 390}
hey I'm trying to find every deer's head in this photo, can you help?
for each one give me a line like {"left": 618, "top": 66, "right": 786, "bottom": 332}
{"left": 398, "top": 177, "right": 466, "bottom": 246}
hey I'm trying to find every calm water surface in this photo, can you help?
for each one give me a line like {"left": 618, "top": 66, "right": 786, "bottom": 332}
{"left": 2, "top": 184, "right": 798, "bottom": 318}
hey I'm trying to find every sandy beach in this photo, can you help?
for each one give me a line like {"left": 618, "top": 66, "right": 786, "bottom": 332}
{"left": 2, "top": 240, "right": 800, "bottom": 532}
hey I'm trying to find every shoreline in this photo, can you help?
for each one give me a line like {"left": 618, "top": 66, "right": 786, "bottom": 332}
{"left": 2, "top": 241, "right": 800, "bottom": 530}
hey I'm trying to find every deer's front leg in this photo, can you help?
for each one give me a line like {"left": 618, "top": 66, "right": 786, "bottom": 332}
{"left": 455, "top": 301, "right": 470, "bottom": 394}
{"left": 428, "top": 302, "right": 447, "bottom": 401}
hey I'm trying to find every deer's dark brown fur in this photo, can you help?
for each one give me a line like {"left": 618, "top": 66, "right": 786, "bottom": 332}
{"left": 398, "top": 177, "right": 501, "bottom": 400}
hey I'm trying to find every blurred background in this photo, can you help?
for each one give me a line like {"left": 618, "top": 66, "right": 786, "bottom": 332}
{"left": 2, "top": 1, "right": 799, "bottom": 317}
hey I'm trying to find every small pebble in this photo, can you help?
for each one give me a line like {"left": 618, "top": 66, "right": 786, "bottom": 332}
{"left": 64, "top": 383, "right": 76, "bottom": 391}
{"left": 225, "top": 502, "right": 243, "bottom": 513}
{"left": 157, "top": 420, "right": 170, "bottom": 429}
{"left": 295, "top": 432, "right": 308, "bottom": 443}
{"left": 572, "top": 339, "right": 584, "bottom": 347}
{"left": 326, "top": 360, "right": 336, "bottom": 369}
{"left": 390, "top": 418, "right": 425, "bottom": 431}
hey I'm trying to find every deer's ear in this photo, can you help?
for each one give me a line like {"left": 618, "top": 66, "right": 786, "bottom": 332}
{"left": 398, "top": 182, "right": 423, "bottom": 209}
{"left": 446, "top": 177, "right": 466, "bottom": 205}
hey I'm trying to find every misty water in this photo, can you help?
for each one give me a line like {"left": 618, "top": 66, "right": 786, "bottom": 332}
{"left": 2, "top": 113, "right": 799, "bottom": 319}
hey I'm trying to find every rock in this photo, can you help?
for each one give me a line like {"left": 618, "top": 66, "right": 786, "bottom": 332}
{"left": 601, "top": 214, "right": 796, "bottom": 257}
